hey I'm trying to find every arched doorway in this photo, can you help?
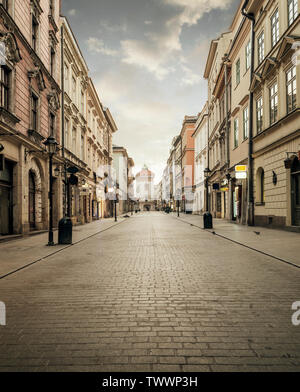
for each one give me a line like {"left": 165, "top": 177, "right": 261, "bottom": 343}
{"left": 291, "top": 157, "right": 300, "bottom": 226}
{"left": 29, "top": 170, "right": 36, "bottom": 229}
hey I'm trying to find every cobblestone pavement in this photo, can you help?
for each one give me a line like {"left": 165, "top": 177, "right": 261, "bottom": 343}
{"left": 0, "top": 212, "right": 300, "bottom": 372}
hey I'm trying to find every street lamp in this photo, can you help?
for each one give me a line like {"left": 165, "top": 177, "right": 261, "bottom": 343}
{"left": 43, "top": 136, "right": 58, "bottom": 246}
{"left": 203, "top": 167, "right": 213, "bottom": 229}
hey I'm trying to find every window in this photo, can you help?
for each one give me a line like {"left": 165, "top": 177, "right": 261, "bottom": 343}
{"left": 287, "top": 65, "right": 297, "bottom": 113}
{"left": 257, "top": 31, "right": 265, "bottom": 64}
{"left": 2, "top": 0, "right": 9, "bottom": 11}
{"left": 243, "top": 107, "right": 249, "bottom": 140}
{"left": 256, "top": 96, "right": 263, "bottom": 133}
{"left": 50, "top": 47, "right": 55, "bottom": 77}
{"left": 81, "top": 91, "right": 84, "bottom": 114}
{"left": 234, "top": 118, "right": 239, "bottom": 148}
{"left": 256, "top": 168, "right": 265, "bottom": 204}
{"left": 64, "top": 63, "right": 69, "bottom": 93}
{"left": 245, "top": 41, "right": 251, "bottom": 71}
{"left": 65, "top": 118, "right": 69, "bottom": 148}
{"left": 270, "top": 82, "right": 278, "bottom": 124}
{"left": 32, "top": 15, "right": 39, "bottom": 51}
{"left": 81, "top": 133, "right": 85, "bottom": 161}
{"left": 31, "top": 93, "right": 39, "bottom": 131}
{"left": 288, "top": 0, "right": 298, "bottom": 26}
{"left": 72, "top": 127, "right": 77, "bottom": 154}
{"left": 72, "top": 76, "right": 76, "bottom": 102}
{"left": 49, "top": 0, "right": 54, "bottom": 16}
{"left": 271, "top": 9, "right": 279, "bottom": 47}
{"left": 236, "top": 59, "right": 240, "bottom": 86}
{"left": 49, "top": 113, "right": 55, "bottom": 136}
{"left": 0, "top": 66, "right": 10, "bottom": 110}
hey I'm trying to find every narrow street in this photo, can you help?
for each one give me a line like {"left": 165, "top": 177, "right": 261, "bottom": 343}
{"left": 0, "top": 212, "right": 299, "bottom": 372}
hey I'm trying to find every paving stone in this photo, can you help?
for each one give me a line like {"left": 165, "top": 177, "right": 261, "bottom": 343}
{"left": 0, "top": 213, "right": 299, "bottom": 372}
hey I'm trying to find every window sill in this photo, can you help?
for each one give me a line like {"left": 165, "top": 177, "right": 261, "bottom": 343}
{"left": 255, "top": 202, "right": 265, "bottom": 206}
{"left": 0, "top": 107, "right": 20, "bottom": 126}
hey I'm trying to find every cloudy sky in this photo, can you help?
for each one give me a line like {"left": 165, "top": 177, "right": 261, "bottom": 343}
{"left": 62, "top": 0, "right": 240, "bottom": 182}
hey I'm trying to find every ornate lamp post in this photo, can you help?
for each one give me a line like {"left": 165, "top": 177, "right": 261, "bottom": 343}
{"left": 43, "top": 136, "right": 58, "bottom": 246}
{"left": 203, "top": 167, "right": 213, "bottom": 229}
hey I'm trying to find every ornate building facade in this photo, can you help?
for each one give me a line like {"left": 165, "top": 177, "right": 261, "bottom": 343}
{"left": 0, "top": 0, "right": 61, "bottom": 236}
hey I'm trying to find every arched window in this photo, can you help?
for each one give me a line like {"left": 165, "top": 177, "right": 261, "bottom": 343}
{"left": 256, "top": 167, "right": 265, "bottom": 204}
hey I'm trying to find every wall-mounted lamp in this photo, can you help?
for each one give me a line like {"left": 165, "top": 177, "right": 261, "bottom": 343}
{"left": 272, "top": 171, "right": 277, "bottom": 186}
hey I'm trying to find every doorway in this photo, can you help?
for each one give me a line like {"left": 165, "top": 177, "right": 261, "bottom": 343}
{"left": 29, "top": 170, "right": 36, "bottom": 229}
{"left": 0, "top": 160, "right": 13, "bottom": 235}
{"left": 291, "top": 158, "right": 300, "bottom": 226}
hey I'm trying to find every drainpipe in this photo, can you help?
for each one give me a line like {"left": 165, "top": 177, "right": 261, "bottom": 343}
{"left": 242, "top": 0, "right": 255, "bottom": 226}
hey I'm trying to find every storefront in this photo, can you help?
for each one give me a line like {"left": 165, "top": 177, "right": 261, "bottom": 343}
{"left": 0, "top": 158, "right": 13, "bottom": 235}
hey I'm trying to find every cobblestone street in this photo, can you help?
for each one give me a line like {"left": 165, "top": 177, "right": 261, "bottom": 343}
{"left": 0, "top": 213, "right": 300, "bottom": 372}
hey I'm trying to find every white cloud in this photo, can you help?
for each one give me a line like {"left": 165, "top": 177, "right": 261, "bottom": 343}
{"left": 180, "top": 64, "right": 202, "bottom": 86}
{"left": 121, "top": 39, "right": 175, "bottom": 80}
{"left": 86, "top": 37, "right": 118, "bottom": 57}
{"left": 99, "top": 20, "right": 128, "bottom": 33}
{"left": 120, "top": 0, "right": 233, "bottom": 79}
{"left": 144, "top": 21, "right": 153, "bottom": 25}
{"left": 68, "top": 9, "right": 77, "bottom": 16}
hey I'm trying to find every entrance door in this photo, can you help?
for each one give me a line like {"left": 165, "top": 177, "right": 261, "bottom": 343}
{"left": 0, "top": 184, "right": 12, "bottom": 235}
{"left": 0, "top": 160, "right": 13, "bottom": 235}
{"left": 291, "top": 158, "right": 300, "bottom": 226}
{"left": 29, "top": 171, "right": 36, "bottom": 229}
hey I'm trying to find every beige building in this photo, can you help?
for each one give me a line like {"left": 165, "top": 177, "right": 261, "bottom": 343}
{"left": 201, "top": 0, "right": 300, "bottom": 230}
{"left": 246, "top": 0, "right": 300, "bottom": 229}
{"left": 60, "top": 17, "right": 117, "bottom": 225}
{"left": 204, "top": 30, "right": 233, "bottom": 219}
{"left": 227, "top": 3, "right": 252, "bottom": 225}
{"left": 112, "top": 145, "right": 135, "bottom": 216}
{"left": 193, "top": 103, "right": 208, "bottom": 215}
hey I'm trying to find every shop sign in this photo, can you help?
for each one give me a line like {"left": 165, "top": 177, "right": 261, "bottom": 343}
{"left": 235, "top": 165, "right": 247, "bottom": 172}
{"left": 236, "top": 172, "right": 247, "bottom": 179}
{"left": 221, "top": 187, "right": 229, "bottom": 192}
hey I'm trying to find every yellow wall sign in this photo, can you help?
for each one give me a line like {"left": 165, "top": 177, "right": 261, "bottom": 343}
{"left": 235, "top": 165, "right": 247, "bottom": 172}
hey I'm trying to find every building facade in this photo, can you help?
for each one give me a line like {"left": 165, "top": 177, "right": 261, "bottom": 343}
{"left": 193, "top": 103, "right": 208, "bottom": 215}
{"left": 0, "top": 0, "right": 61, "bottom": 236}
{"left": 180, "top": 116, "right": 197, "bottom": 213}
{"left": 61, "top": 17, "right": 117, "bottom": 225}
{"left": 113, "top": 145, "right": 135, "bottom": 216}
{"left": 135, "top": 165, "right": 155, "bottom": 211}
{"left": 246, "top": 0, "right": 300, "bottom": 229}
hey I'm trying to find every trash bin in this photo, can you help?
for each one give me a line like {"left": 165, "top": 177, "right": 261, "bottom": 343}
{"left": 203, "top": 212, "right": 213, "bottom": 229}
{"left": 58, "top": 217, "right": 73, "bottom": 244}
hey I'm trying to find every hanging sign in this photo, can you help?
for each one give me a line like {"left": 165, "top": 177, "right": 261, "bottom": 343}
{"left": 235, "top": 165, "right": 247, "bottom": 172}
{"left": 236, "top": 172, "right": 247, "bottom": 179}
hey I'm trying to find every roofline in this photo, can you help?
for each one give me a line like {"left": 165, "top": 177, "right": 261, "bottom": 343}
{"left": 61, "top": 16, "right": 89, "bottom": 72}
